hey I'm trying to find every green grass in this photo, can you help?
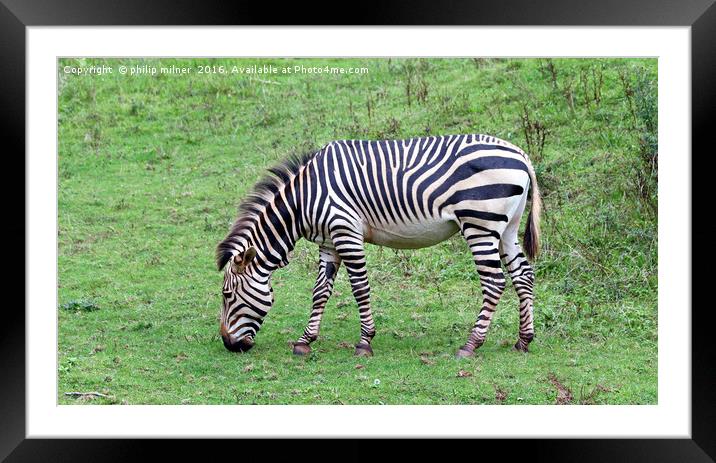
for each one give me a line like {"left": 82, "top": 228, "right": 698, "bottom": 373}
{"left": 58, "top": 57, "right": 657, "bottom": 405}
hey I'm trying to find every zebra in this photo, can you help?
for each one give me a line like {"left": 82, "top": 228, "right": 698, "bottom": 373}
{"left": 216, "top": 134, "right": 541, "bottom": 358}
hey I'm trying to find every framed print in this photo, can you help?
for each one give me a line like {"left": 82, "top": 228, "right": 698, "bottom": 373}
{"left": 5, "top": 0, "right": 715, "bottom": 460}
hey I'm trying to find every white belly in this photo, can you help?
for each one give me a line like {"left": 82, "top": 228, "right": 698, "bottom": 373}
{"left": 363, "top": 220, "right": 459, "bottom": 249}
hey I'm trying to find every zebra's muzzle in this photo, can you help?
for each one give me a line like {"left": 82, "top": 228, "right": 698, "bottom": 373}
{"left": 222, "top": 334, "right": 255, "bottom": 353}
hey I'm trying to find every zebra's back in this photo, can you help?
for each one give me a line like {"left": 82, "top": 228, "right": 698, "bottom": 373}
{"left": 311, "top": 134, "right": 532, "bottom": 249}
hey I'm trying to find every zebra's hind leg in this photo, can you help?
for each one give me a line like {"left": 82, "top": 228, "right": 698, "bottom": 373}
{"left": 330, "top": 226, "right": 376, "bottom": 357}
{"left": 456, "top": 225, "right": 507, "bottom": 358}
{"left": 293, "top": 247, "right": 341, "bottom": 356}
{"left": 500, "top": 240, "right": 535, "bottom": 352}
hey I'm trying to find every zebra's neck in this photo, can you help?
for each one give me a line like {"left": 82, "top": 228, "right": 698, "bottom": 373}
{"left": 236, "top": 165, "right": 308, "bottom": 276}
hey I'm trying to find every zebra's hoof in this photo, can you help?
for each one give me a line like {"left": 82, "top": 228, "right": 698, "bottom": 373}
{"left": 455, "top": 347, "right": 475, "bottom": 359}
{"left": 354, "top": 343, "right": 373, "bottom": 357}
{"left": 292, "top": 342, "right": 311, "bottom": 356}
{"left": 513, "top": 343, "right": 529, "bottom": 353}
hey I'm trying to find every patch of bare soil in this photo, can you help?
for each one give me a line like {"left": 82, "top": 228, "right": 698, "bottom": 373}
{"left": 548, "top": 373, "right": 574, "bottom": 405}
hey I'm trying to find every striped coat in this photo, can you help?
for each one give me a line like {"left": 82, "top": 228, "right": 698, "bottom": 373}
{"left": 217, "top": 134, "right": 541, "bottom": 357}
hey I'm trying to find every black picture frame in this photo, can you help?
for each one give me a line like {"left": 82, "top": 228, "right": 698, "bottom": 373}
{"left": 4, "top": 1, "right": 714, "bottom": 461}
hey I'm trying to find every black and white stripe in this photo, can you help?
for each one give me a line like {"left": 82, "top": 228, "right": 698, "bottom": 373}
{"left": 217, "top": 134, "right": 541, "bottom": 357}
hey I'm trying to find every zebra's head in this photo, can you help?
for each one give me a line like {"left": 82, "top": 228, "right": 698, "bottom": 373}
{"left": 217, "top": 244, "right": 274, "bottom": 353}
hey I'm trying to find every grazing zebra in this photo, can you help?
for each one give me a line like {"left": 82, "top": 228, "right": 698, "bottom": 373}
{"left": 216, "top": 134, "right": 541, "bottom": 358}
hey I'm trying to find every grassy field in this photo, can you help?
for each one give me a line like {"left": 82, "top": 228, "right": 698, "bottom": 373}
{"left": 58, "top": 57, "right": 657, "bottom": 405}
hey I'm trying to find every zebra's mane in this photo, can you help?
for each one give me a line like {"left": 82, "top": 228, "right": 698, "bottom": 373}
{"left": 216, "top": 149, "right": 316, "bottom": 270}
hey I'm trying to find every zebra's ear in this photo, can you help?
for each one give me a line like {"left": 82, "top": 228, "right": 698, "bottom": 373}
{"left": 231, "top": 247, "right": 257, "bottom": 273}
{"left": 244, "top": 246, "right": 257, "bottom": 264}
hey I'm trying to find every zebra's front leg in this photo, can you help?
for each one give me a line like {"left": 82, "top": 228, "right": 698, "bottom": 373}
{"left": 456, "top": 228, "right": 507, "bottom": 358}
{"left": 331, "top": 228, "right": 376, "bottom": 357}
{"left": 293, "top": 247, "right": 341, "bottom": 356}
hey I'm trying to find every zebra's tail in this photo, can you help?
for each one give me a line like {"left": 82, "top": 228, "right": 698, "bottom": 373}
{"left": 523, "top": 158, "right": 542, "bottom": 261}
